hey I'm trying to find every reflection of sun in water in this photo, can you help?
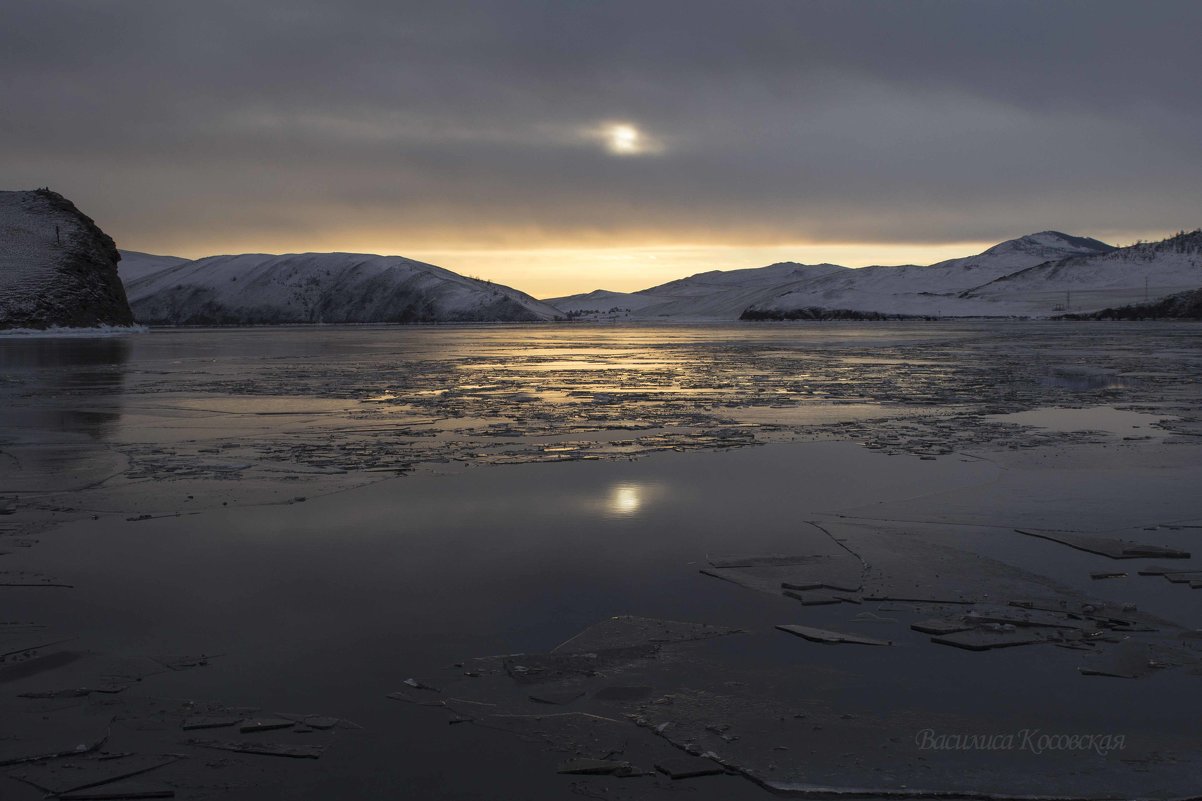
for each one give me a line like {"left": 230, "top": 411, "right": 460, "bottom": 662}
{"left": 609, "top": 483, "right": 642, "bottom": 516}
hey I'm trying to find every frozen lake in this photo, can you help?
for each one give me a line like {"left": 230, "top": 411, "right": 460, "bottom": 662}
{"left": 2, "top": 322, "right": 1201, "bottom": 800}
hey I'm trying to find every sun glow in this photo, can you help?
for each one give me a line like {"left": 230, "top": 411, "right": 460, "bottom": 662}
{"left": 608, "top": 124, "right": 641, "bottom": 155}
{"left": 591, "top": 121, "right": 660, "bottom": 156}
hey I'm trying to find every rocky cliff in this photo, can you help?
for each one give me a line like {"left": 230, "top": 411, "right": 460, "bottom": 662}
{"left": 0, "top": 189, "right": 134, "bottom": 329}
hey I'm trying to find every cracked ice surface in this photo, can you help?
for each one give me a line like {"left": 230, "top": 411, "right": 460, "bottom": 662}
{"left": 3, "top": 321, "right": 1202, "bottom": 800}
{"left": 2, "top": 322, "right": 1200, "bottom": 518}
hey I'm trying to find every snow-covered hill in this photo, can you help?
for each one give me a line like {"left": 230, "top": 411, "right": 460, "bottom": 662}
{"left": 747, "top": 232, "right": 1118, "bottom": 319}
{"left": 550, "top": 232, "right": 1118, "bottom": 320}
{"left": 960, "top": 230, "right": 1202, "bottom": 315}
{"left": 0, "top": 189, "right": 135, "bottom": 330}
{"left": 547, "top": 288, "right": 668, "bottom": 316}
{"left": 126, "top": 252, "right": 563, "bottom": 325}
{"left": 118, "top": 250, "right": 192, "bottom": 283}
{"left": 548, "top": 262, "right": 848, "bottom": 319}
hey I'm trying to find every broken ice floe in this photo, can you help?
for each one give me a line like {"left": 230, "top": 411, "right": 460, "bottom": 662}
{"left": 693, "top": 518, "right": 1202, "bottom": 680}
{"left": 1137, "top": 563, "right": 1202, "bottom": 590}
{"left": 7, "top": 754, "right": 180, "bottom": 796}
{"left": 16, "top": 325, "right": 1200, "bottom": 524}
{"left": 387, "top": 612, "right": 1202, "bottom": 799}
{"left": 1015, "top": 528, "right": 1190, "bottom": 559}
{"left": 187, "top": 738, "right": 325, "bottom": 759}
{"left": 775, "top": 624, "right": 892, "bottom": 647}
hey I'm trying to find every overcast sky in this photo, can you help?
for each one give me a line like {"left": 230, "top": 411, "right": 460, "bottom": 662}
{"left": 3, "top": 1, "right": 1200, "bottom": 296}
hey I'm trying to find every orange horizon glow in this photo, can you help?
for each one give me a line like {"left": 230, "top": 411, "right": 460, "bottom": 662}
{"left": 116, "top": 239, "right": 996, "bottom": 298}
{"left": 116, "top": 230, "right": 1173, "bottom": 300}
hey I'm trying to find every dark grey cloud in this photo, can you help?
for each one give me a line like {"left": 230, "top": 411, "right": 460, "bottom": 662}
{"left": 2, "top": 0, "right": 1200, "bottom": 253}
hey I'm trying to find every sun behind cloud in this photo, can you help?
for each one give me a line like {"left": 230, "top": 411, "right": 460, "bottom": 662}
{"left": 607, "top": 124, "right": 641, "bottom": 154}
{"left": 588, "top": 121, "right": 660, "bottom": 156}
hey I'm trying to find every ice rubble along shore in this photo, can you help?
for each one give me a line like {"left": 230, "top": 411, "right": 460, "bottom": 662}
{"left": 0, "top": 189, "right": 135, "bottom": 330}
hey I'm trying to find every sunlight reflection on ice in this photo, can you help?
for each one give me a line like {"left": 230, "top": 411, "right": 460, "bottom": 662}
{"left": 609, "top": 483, "right": 643, "bottom": 517}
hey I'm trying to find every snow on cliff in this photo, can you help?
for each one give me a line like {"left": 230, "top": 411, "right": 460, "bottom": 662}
{"left": 125, "top": 252, "right": 562, "bottom": 325}
{"left": 0, "top": 189, "right": 135, "bottom": 329}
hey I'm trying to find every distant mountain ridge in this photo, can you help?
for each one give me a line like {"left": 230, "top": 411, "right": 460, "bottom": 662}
{"left": 118, "top": 250, "right": 192, "bottom": 283}
{"left": 549, "top": 231, "right": 1135, "bottom": 320}
{"left": 965, "top": 229, "right": 1201, "bottom": 294}
{"left": 124, "top": 252, "right": 562, "bottom": 325}
{"left": 751, "top": 230, "right": 1198, "bottom": 319}
{"left": 120, "top": 228, "right": 1201, "bottom": 324}
{"left": 962, "top": 230, "right": 1114, "bottom": 262}
{"left": 546, "top": 261, "right": 848, "bottom": 318}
